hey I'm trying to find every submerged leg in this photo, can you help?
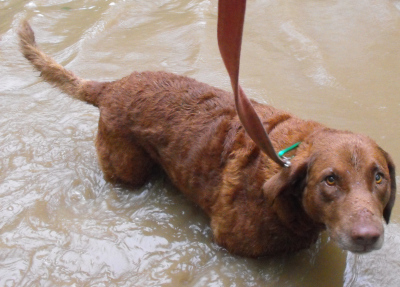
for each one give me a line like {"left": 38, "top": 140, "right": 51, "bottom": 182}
{"left": 95, "top": 119, "right": 156, "bottom": 187}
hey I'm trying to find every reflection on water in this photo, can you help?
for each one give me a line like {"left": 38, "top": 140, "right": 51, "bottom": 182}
{"left": 1, "top": 0, "right": 399, "bottom": 286}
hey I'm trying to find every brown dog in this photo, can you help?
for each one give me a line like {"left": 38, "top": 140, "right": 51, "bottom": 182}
{"left": 18, "top": 21, "right": 396, "bottom": 257}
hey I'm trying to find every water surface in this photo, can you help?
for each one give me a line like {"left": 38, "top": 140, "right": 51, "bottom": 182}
{"left": 1, "top": 0, "right": 399, "bottom": 286}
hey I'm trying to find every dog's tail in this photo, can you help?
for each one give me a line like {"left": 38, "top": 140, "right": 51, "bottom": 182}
{"left": 18, "top": 20, "right": 101, "bottom": 106}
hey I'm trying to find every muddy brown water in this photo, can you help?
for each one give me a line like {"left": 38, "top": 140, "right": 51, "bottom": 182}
{"left": 1, "top": 0, "right": 400, "bottom": 286}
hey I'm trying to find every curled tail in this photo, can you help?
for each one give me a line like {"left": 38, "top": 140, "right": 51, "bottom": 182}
{"left": 18, "top": 20, "right": 101, "bottom": 106}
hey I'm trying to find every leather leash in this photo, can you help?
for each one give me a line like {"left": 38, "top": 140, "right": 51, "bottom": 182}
{"left": 217, "top": 0, "right": 290, "bottom": 167}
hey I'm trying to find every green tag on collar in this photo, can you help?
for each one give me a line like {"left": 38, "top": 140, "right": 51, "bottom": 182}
{"left": 278, "top": 142, "right": 301, "bottom": 158}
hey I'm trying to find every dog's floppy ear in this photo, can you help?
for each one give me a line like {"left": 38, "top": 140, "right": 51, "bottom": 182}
{"left": 262, "top": 155, "right": 314, "bottom": 235}
{"left": 380, "top": 148, "right": 397, "bottom": 224}
{"left": 263, "top": 156, "right": 310, "bottom": 206}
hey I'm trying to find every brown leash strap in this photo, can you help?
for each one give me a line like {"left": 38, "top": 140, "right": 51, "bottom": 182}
{"left": 217, "top": 0, "right": 289, "bottom": 167}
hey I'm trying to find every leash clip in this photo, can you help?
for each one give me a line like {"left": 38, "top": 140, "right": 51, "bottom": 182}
{"left": 278, "top": 142, "right": 301, "bottom": 168}
{"left": 281, "top": 157, "right": 292, "bottom": 168}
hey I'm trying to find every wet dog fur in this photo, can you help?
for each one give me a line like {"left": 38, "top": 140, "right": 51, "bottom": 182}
{"left": 18, "top": 21, "right": 396, "bottom": 257}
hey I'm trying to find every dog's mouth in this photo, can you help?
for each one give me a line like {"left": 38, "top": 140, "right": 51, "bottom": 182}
{"left": 328, "top": 226, "right": 384, "bottom": 254}
{"left": 346, "top": 241, "right": 383, "bottom": 254}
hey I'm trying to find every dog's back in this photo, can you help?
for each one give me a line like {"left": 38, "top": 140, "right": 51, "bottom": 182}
{"left": 18, "top": 20, "right": 298, "bottom": 209}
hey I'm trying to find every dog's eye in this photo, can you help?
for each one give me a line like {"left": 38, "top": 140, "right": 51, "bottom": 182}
{"left": 375, "top": 173, "right": 383, "bottom": 184}
{"left": 325, "top": 175, "right": 336, "bottom": 186}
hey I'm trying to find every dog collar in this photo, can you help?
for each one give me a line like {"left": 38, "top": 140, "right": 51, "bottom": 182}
{"left": 278, "top": 142, "right": 301, "bottom": 158}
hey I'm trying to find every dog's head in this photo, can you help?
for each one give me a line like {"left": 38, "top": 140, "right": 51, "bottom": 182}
{"left": 264, "top": 129, "right": 396, "bottom": 253}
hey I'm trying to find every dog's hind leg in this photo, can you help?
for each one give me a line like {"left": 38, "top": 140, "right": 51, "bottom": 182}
{"left": 95, "top": 119, "right": 156, "bottom": 187}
